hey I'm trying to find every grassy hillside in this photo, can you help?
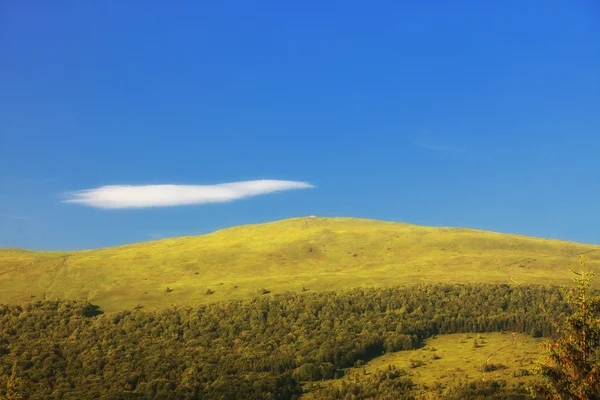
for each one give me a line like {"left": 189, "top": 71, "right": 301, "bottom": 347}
{"left": 303, "top": 332, "right": 544, "bottom": 399}
{"left": 1, "top": 216, "right": 599, "bottom": 312}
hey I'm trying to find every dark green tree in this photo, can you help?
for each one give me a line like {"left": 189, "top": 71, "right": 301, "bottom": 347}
{"left": 4, "top": 361, "right": 27, "bottom": 400}
{"left": 530, "top": 256, "right": 600, "bottom": 399}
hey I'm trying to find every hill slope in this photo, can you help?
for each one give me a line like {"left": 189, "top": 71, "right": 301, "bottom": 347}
{"left": 1, "top": 217, "right": 599, "bottom": 311}
{"left": 303, "top": 332, "right": 544, "bottom": 399}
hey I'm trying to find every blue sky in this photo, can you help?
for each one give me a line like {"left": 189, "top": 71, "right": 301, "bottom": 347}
{"left": 1, "top": 0, "right": 599, "bottom": 250}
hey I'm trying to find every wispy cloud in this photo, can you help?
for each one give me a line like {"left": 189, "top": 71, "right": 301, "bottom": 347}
{"left": 414, "top": 140, "right": 466, "bottom": 153}
{"left": 63, "top": 180, "right": 315, "bottom": 209}
{"left": 0, "top": 212, "right": 31, "bottom": 220}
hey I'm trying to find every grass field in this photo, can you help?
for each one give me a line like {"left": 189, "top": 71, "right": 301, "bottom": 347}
{"left": 1, "top": 216, "right": 599, "bottom": 312}
{"left": 303, "top": 332, "right": 545, "bottom": 398}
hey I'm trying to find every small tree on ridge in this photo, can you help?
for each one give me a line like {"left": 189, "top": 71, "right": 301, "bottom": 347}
{"left": 529, "top": 255, "right": 600, "bottom": 399}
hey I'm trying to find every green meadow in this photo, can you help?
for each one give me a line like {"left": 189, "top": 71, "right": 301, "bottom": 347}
{"left": 1, "top": 216, "right": 599, "bottom": 312}
{"left": 304, "top": 332, "right": 545, "bottom": 398}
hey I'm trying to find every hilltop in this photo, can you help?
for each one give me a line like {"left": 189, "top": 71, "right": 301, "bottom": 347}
{"left": 1, "top": 217, "right": 599, "bottom": 312}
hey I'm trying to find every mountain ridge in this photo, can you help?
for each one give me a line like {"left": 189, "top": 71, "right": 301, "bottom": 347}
{"left": 1, "top": 216, "right": 597, "bottom": 252}
{"left": 1, "top": 216, "right": 599, "bottom": 312}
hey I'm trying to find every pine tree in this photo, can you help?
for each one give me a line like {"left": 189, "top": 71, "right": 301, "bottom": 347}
{"left": 529, "top": 255, "right": 600, "bottom": 399}
{"left": 5, "top": 361, "right": 26, "bottom": 400}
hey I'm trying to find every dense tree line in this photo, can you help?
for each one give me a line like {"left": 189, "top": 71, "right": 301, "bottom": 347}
{"left": 440, "top": 380, "right": 531, "bottom": 400}
{"left": 0, "top": 283, "right": 571, "bottom": 399}
{"left": 308, "top": 365, "right": 415, "bottom": 399}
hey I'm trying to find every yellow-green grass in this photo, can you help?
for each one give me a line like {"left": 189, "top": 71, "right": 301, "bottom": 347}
{"left": 1, "top": 217, "right": 599, "bottom": 312}
{"left": 303, "top": 332, "right": 545, "bottom": 398}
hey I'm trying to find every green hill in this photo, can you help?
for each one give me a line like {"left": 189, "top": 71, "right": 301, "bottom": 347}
{"left": 1, "top": 216, "right": 598, "bottom": 312}
{"left": 304, "top": 332, "right": 545, "bottom": 399}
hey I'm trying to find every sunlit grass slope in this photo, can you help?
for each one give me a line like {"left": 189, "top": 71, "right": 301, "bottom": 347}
{"left": 303, "top": 332, "right": 544, "bottom": 398}
{"left": 1, "top": 217, "right": 599, "bottom": 312}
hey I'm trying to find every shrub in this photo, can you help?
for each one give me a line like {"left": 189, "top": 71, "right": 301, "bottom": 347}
{"left": 482, "top": 363, "right": 507, "bottom": 372}
{"left": 513, "top": 368, "right": 530, "bottom": 377}
{"left": 409, "top": 359, "right": 425, "bottom": 368}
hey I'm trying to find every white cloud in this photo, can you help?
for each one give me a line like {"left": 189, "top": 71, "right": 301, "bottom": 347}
{"left": 63, "top": 180, "right": 315, "bottom": 209}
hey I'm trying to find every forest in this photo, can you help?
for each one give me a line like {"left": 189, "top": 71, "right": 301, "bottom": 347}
{"left": 0, "top": 283, "right": 574, "bottom": 399}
